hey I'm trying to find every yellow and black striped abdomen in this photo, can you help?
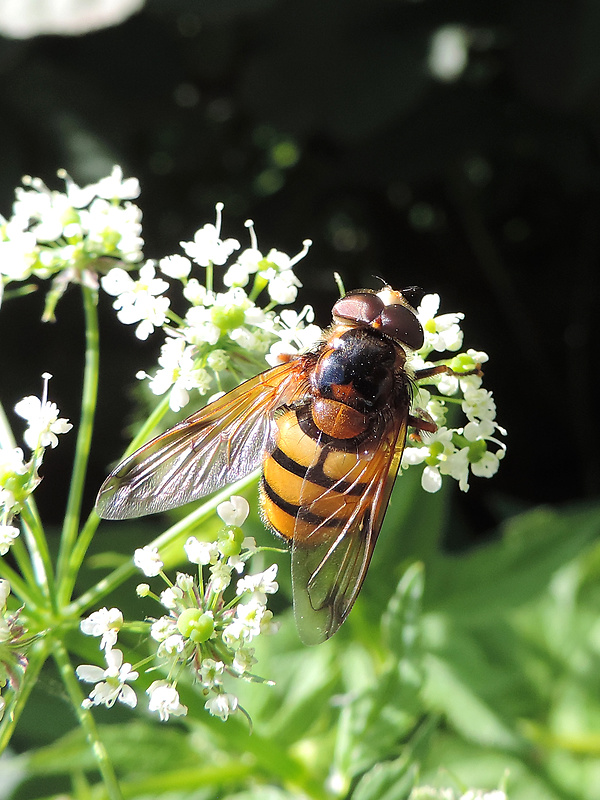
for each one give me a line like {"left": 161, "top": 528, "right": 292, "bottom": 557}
{"left": 260, "top": 404, "right": 376, "bottom": 545}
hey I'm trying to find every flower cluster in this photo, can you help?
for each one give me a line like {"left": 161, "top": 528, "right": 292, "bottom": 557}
{"left": 0, "top": 373, "right": 72, "bottom": 556}
{"left": 101, "top": 203, "right": 319, "bottom": 412}
{"left": 403, "top": 294, "right": 506, "bottom": 494}
{"left": 0, "top": 166, "right": 143, "bottom": 320}
{"left": 77, "top": 496, "right": 279, "bottom": 723}
{"left": 0, "top": 580, "right": 29, "bottom": 720}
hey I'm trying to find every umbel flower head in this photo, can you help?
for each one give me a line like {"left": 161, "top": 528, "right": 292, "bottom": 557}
{"left": 0, "top": 166, "right": 143, "bottom": 320}
{"left": 78, "top": 496, "right": 279, "bottom": 723}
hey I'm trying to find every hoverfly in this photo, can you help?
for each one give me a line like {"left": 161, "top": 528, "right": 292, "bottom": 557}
{"left": 96, "top": 286, "right": 478, "bottom": 644}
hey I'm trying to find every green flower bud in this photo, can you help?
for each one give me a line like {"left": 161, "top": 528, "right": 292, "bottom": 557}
{"left": 177, "top": 608, "right": 214, "bottom": 643}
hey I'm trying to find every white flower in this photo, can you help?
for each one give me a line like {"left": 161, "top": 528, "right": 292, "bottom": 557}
{"left": 184, "top": 536, "right": 218, "bottom": 566}
{"left": 267, "top": 268, "right": 302, "bottom": 305}
{"left": 145, "top": 336, "right": 212, "bottom": 412}
{"left": 14, "top": 374, "right": 72, "bottom": 450}
{"left": 209, "top": 560, "right": 233, "bottom": 593}
{"left": 94, "top": 166, "right": 140, "bottom": 201}
{"left": 159, "top": 254, "right": 192, "bottom": 280}
{"left": 236, "top": 564, "right": 278, "bottom": 605}
{"left": 199, "top": 658, "right": 224, "bottom": 689}
{"left": 223, "top": 247, "right": 262, "bottom": 287}
{"left": 440, "top": 447, "right": 471, "bottom": 492}
{"left": 471, "top": 449, "right": 503, "bottom": 479}
{"left": 0, "top": 447, "right": 28, "bottom": 507}
{"left": 205, "top": 691, "right": 238, "bottom": 721}
{"left": 217, "top": 496, "right": 250, "bottom": 527}
{"left": 175, "top": 572, "right": 194, "bottom": 592}
{"left": 80, "top": 607, "right": 123, "bottom": 651}
{"left": 0, "top": 0, "right": 145, "bottom": 39}
{"left": 266, "top": 305, "right": 321, "bottom": 366}
{"left": 180, "top": 204, "right": 240, "bottom": 267}
{"left": 147, "top": 680, "right": 188, "bottom": 721}
{"left": 416, "top": 293, "right": 464, "bottom": 353}
{"left": 421, "top": 465, "right": 443, "bottom": 493}
{"left": 82, "top": 197, "right": 143, "bottom": 262}
{"left": 157, "top": 633, "right": 186, "bottom": 657}
{"left": 223, "top": 598, "right": 267, "bottom": 645}
{"left": 0, "top": 525, "right": 20, "bottom": 556}
{"left": 183, "top": 305, "right": 221, "bottom": 346}
{"left": 101, "top": 262, "right": 170, "bottom": 340}
{"left": 0, "top": 580, "right": 10, "bottom": 609}
{"left": 150, "top": 617, "right": 178, "bottom": 643}
{"left": 232, "top": 646, "right": 257, "bottom": 675}
{"left": 160, "top": 586, "right": 183, "bottom": 610}
{"left": 0, "top": 232, "right": 38, "bottom": 281}
{"left": 133, "top": 545, "right": 163, "bottom": 577}
{"left": 77, "top": 649, "right": 138, "bottom": 709}
{"left": 462, "top": 387, "right": 497, "bottom": 425}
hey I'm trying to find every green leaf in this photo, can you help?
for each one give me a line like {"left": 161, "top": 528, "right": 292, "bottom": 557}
{"left": 422, "top": 652, "right": 523, "bottom": 750}
{"left": 381, "top": 561, "right": 424, "bottom": 663}
{"left": 352, "top": 757, "right": 418, "bottom": 800}
{"left": 425, "top": 504, "right": 600, "bottom": 620}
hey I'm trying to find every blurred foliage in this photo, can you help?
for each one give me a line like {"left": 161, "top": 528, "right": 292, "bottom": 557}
{"left": 1, "top": 0, "right": 600, "bottom": 798}
{"left": 4, "top": 469, "right": 600, "bottom": 799}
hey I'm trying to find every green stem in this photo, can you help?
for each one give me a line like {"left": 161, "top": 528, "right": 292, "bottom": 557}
{"left": 6, "top": 532, "right": 40, "bottom": 597}
{"left": 0, "top": 555, "right": 39, "bottom": 611}
{"left": 66, "top": 471, "right": 260, "bottom": 617}
{"left": 56, "top": 284, "right": 100, "bottom": 607}
{"left": 52, "top": 640, "right": 124, "bottom": 800}
{"left": 61, "top": 393, "right": 173, "bottom": 605}
{"left": 0, "top": 536, "right": 43, "bottom": 609}
{"left": 0, "top": 637, "right": 51, "bottom": 755}
{"left": 20, "top": 503, "right": 53, "bottom": 601}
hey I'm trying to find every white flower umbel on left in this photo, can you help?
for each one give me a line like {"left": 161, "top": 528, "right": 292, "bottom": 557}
{"left": 77, "top": 649, "right": 138, "bottom": 709}
{"left": 0, "top": 166, "right": 143, "bottom": 321}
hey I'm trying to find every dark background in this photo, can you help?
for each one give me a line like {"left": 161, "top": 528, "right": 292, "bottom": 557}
{"left": 1, "top": 0, "right": 599, "bottom": 541}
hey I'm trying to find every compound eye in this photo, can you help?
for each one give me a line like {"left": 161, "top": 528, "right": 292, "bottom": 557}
{"left": 332, "top": 292, "right": 384, "bottom": 324}
{"left": 380, "top": 304, "right": 424, "bottom": 350}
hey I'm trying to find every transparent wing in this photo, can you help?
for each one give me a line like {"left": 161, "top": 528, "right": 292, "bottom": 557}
{"left": 291, "top": 411, "right": 407, "bottom": 645}
{"left": 96, "top": 360, "right": 312, "bottom": 520}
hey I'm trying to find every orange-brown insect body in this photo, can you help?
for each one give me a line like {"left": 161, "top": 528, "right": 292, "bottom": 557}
{"left": 260, "top": 324, "right": 411, "bottom": 547}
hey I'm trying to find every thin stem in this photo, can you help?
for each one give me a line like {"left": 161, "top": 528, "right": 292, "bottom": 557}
{"left": 66, "top": 471, "right": 260, "bottom": 618}
{"left": 52, "top": 640, "right": 124, "bottom": 800}
{"left": 0, "top": 637, "right": 51, "bottom": 755}
{"left": 0, "top": 399, "right": 51, "bottom": 605}
{"left": 20, "top": 503, "right": 53, "bottom": 601}
{"left": 56, "top": 284, "right": 100, "bottom": 607}
{"left": 0, "top": 556, "right": 38, "bottom": 611}
{"left": 61, "top": 392, "right": 173, "bottom": 605}
{"left": 1, "top": 536, "right": 43, "bottom": 609}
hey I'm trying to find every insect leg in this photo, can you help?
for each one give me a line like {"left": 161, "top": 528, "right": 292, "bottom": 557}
{"left": 413, "top": 363, "right": 482, "bottom": 381}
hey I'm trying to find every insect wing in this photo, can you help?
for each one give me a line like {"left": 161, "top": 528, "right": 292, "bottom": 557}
{"left": 96, "top": 360, "right": 312, "bottom": 520}
{"left": 291, "top": 412, "right": 407, "bottom": 645}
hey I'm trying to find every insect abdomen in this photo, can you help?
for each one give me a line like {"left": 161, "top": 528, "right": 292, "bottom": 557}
{"left": 260, "top": 405, "right": 371, "bottom": 545}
